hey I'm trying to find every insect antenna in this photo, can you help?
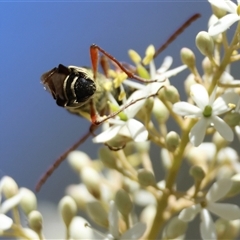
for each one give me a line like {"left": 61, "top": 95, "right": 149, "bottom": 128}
{"left": 153, "top": 13, "right": 201, "bottom": 59}
{"left": 35, "top": 124, "right": 98, "bottom": 192}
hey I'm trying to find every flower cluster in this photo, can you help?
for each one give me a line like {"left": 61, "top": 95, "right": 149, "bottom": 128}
{"left": 3, "top": 1, "right": 240, "bottom": 239}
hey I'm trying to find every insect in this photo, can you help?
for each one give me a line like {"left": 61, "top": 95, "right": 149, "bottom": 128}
{"left": 36, "top": 13, "right": 201, "bottom": 191}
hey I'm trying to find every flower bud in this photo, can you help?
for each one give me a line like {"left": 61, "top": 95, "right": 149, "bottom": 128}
{"left": 98, "top": 147, "right": 118, "bottom": 169}
{"left": 161, "top": 148, "right": 172, "bottom": 171}
{"left": 138, "top": 169, "right": 156, "bottom": 187}
{"left": 163, "top": 85, "right": 180, "bottom": 104}
{"left": 66, "top": 184, "right": 95, "bottom": 209}
{"left": 81, "top": 166, "right": 101, "bottom": 199}
{"left": 226, "top": 174, "right": 240, "bottom": 198}
{"left": 67, "top": 151, "right": 91, "bottom": 173}
{"left": 196, "top": 31, "right": 214, "bottom": 56}
{"left": 69, "top": 216, "right": 94, "bottom": 239}
{"left": 134, "top": 141, "right": 150, "bottom": 153}
{"left": 122, "top": 177, "right": 140, "bottom": 193}
{"left": 86, "top": 201, "right": 108, "bottom": 227}
{"left": 164, "top": 217, "right": 188, "bottom": 239}
{"left": 212, "top": 131, "right": 228, "bottom": 150}
{"left": 166, "top": 131, "right": 180, "bottom": 152}
{"left": 22, "top": 228, "right": 40, "bottom": 240}
{"left": 180, "top": 48, "right": 196, "bottom": 70}
{"left": 215, "top": 219, "right": 240, "bottom": 239}
{"left": 115, "top": 189, "right": 133, "bottom": 216}
{"left": 152, "top": 98, "right": 169, "bottom": 124}
{"left": 189, "top": 165, "right": 205, "bottom": 182}
{"left": 210, "top": 5, "right": 226, "bottom": 19}
{"left": 1, "top": 176, "right": 18, "bottom": 198}
{"left": 19, "top": 188, "right": 37, "bottom": 215}
{"left": 184, "top": 74, "right": 197, "bottom": 95}
{"left": 202, "top": 57, "right": 213, "bottom": 76}
{"left": 224, "top": 112, "right": 240, "bottom": 128}
{"left": 59, "top": 196, "right": 77, "bottom": 228}
{"left": 28, "top": 210, "right": 43, "bottom": 233}
{"left": 140, "top": 204, "right": 156, "bottom": 226}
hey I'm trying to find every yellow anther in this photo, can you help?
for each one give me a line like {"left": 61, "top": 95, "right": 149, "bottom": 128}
{"left": 128, "top": 49, "right": 142, "bottom": 64}
{"left": 103, "top": 81, "right": 113, "bottom": 91}
{"left": 113, "top": 72, "right": 128, "bottom": 88}
{"left": 228, "top": 103, "right": 236, "bottom": 109}
{"left": 108, "top": 69, "right": 117, "bottom": 78}
{"left": 142, "top": 45, "right": 155, "bottom": 65}
{"left": 118, "top": 91, "right": 126, "bottom": 101}
{"left": 136, "top": 64, "right": 150, "bottom": 79}
{"left": 108, "top": 101, "right": 128, "bottom": 121}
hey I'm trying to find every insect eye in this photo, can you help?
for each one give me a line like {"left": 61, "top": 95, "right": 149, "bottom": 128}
{"left": 74, "top": 77, "right": 96, "bottom": 102}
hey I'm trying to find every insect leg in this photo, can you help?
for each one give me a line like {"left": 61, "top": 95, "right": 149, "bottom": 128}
{"left": 35, "top": 124, "right": 98, "bottom": 192}
{"left": 90, "top": 44, "right": 159, "bottom": 83}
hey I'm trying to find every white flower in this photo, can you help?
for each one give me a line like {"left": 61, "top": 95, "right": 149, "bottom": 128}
{"left": 0, "top": 177, "right": 23, "bottom": 231}
{"left": 179, "top": 178, "right": 240, "bottom": 240}
{"left": 208, "top": 0, "right": 240, "bottom": 36}
{"left": 92, "top": 200, "right": 146, "bottom": 240}
{"left": 148, "top": 55, "right": 187, "bottom": 82}
{"left": 173, "top": 84, "right": 237, "bottom": 146}
{"left": 93, "top": 82, "right": 163, "bottom": 144}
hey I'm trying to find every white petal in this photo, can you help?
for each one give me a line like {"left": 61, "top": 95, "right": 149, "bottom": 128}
{"left": 206, "top": 178, "right": 232, "bottom": 202}
{"left": 22, "top": 228, "right": 40, "bottom": 240}
{"left": 190, "top": 84, "right": 209, "bottom": 109}
{"left": 125, "top": 119, "right": 148, "bottom": 142}
{"left": 155, "top": 65, "right": 187, "bottom": 82}
{"left": 124, "top": 90, "right": 147, "bottom": 119}
{"left": 207, "top": 202, "right": 240, "bottom": 220}
{"left": 211, "top": 116, "right": 234, "bottom": 141}
{"left": 189, "top": 118, "right": 209, "bottom": 147}
{"left": 156, "top": 56, "right": 173, "bottom": 74}
{"left": 209, "top": 85, "right": 217, "bottom": 106}
{"left": 92, "top": 125, "right": 122, "bottom": 143}
{"left": 121, "top": 222, "right": 146, "bottom": 239}
{"left": 133, "top": 190, "right": 156, "bottom": 206}
{"left": 145, "top": 82, "right": 164, "bottom": 96}
{"left": 173, "top": 102, "right": 201, "bottom": 116}
{"left": 235, "top": 125, "right": 240, "bottom": 141}
{"left": 212, "top": 92, "right": 239, "bottom": 115}
{"left": 178, "top": 204, "right": 201, "bottom": 222}
{"left": 200, "top": 209, "right": 217, "bottom": 240}
{"left": 208, "top": 0, "right": 237, "bottom": 13}
{"left": 124, "top": 82, "right": 163, "bottom": 119}
{"left": 0, "top": 191, "right": 23, "bottom": 214}
{"left": 0, "top": 214, "right": 13, "bottom": 230}
{"left": 109, "top": 201, "right": 119, "bottom": 239}
{"left": 209, "top": 14, "right": 240, "bottom": 36}
{"left": 208, "top": 14, "right": 219, "bottom": 28}
{"left": 149, "top": 60, "right": 156, "bottom": 79}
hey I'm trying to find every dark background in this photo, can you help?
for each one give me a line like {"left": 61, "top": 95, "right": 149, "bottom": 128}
{"left": 1, "top": 1, "right": 225, "bottom": 238}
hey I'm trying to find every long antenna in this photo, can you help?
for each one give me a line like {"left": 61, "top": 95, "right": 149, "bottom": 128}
{"left": 154, "top": 13, "right": 201, "bottom": 59}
